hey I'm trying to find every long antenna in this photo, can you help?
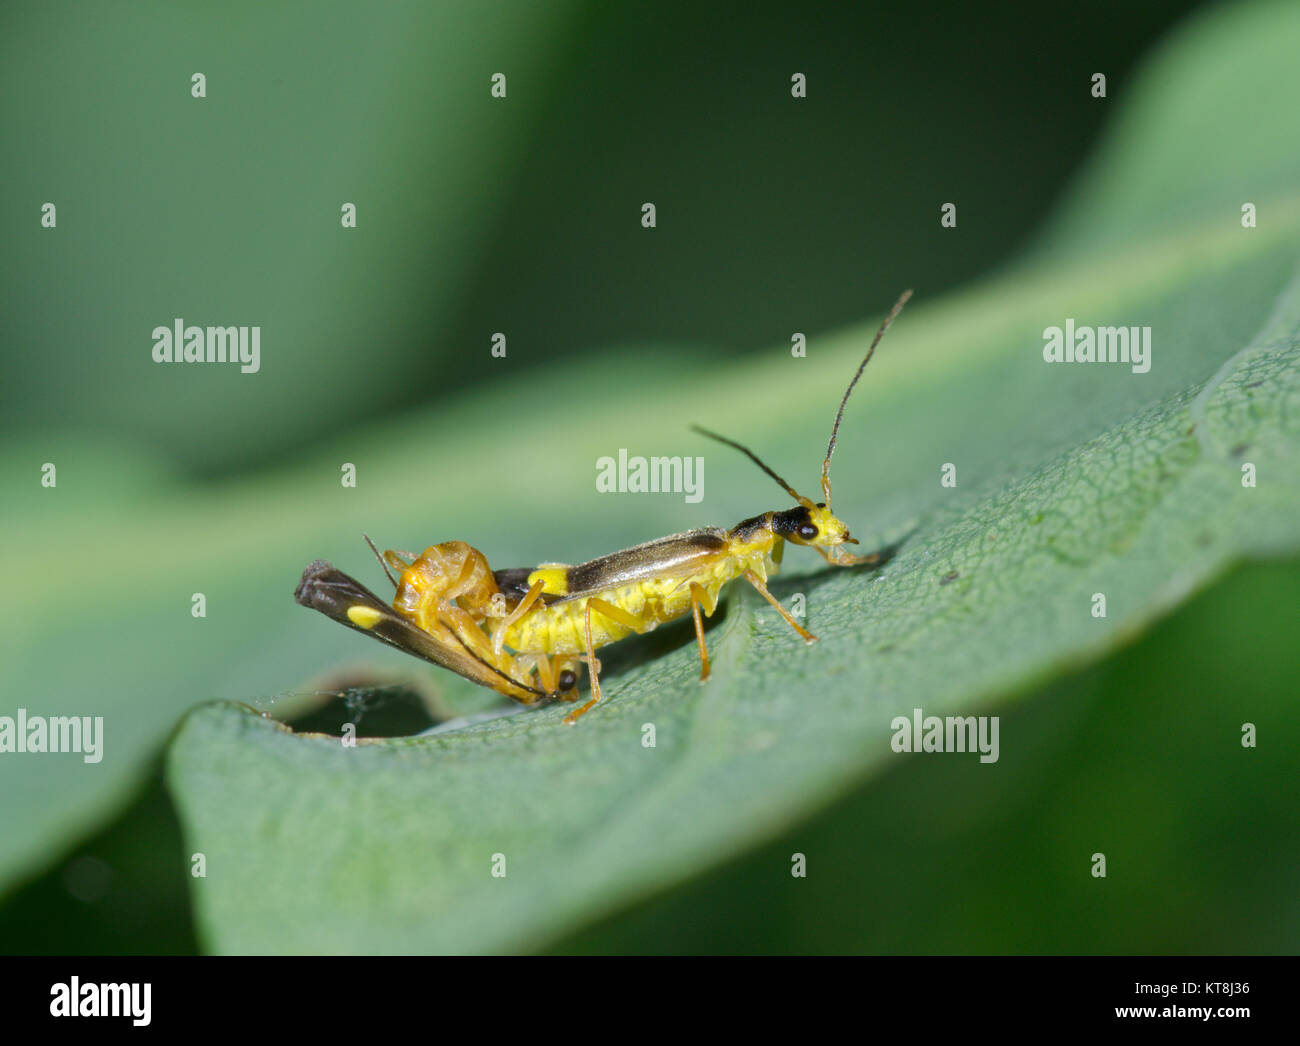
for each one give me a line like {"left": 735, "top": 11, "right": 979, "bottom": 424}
{"left": 690, "top": 424, "right": 813, "bottom": 508}
{"left": 821, "top": 289, "right": 913, "bottom": 510}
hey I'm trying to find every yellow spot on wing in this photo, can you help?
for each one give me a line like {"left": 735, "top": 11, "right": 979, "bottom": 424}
{"left": 347, "top": 605, "right": 385, "bottom": 630}
{"left": 527, "top": 567, "right": 569, "bottom": 596}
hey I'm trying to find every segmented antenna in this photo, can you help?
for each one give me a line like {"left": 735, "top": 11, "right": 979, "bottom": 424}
{"left": 821, "top": 289, "right": 913, "bottom": 510}
{"left": 690, "top": 424, "right": 814, "bottom": 508}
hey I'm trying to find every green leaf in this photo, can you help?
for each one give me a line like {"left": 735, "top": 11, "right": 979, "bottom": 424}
{"left": 161, "top": 2, "right": 1300, "bottom": 951}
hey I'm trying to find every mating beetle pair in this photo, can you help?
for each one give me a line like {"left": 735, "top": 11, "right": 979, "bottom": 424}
{"left": 296, "top": 291, "right": 911, "bottom": 723}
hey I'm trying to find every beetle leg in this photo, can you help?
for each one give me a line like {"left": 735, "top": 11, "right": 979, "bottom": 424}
{"left": 528, "top": 652, "right": 558, "bottom": 695}
{"left": 561, "top": 597, "right": 649, "bottom": 723}
{"left": 584, "top": 597, "right": 643, "bottom": 633}
{"left": 491, "top": 579, "right": 546, "bottom": 654}
{"left": 742, "top": 569, "right": 817, "bottom": 643}
{"left": 563, "top": 601, "right": 604, "bottom": 724}
{"left": 815, "top": 545, "right": 886, "bottom": 568}
{"left": 689, "top": 582, "right": 712, "bottom": 682}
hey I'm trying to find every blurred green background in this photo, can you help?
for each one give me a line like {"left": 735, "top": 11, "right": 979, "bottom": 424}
{"left": 5, "top": 0, "right": 1297, "bottom": 954}
{"left": 4, "top": 0, "right": 1210, "bottom": 477}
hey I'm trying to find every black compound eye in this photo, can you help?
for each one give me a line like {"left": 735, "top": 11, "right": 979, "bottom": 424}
{"left": 798, "top": 523, "right": 819, "bottom": 540}
{"left": 558, "top": 669, "right": 577, "bottom": 691}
